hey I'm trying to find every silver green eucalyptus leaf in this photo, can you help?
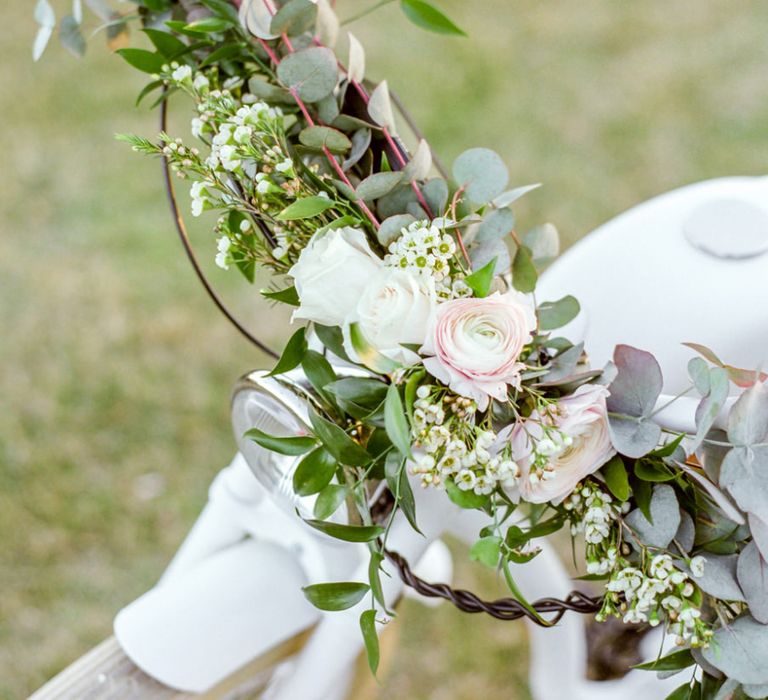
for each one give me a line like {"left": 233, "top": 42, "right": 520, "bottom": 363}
{"left": 749, "top": 513, "right": 768, "bottom": 561}
{"left": 738, "top": 541, "right": 768, "bottom": 623}
{"left": 33, "top": 0, "right": 56, "bottom": 61}
{"left": 469, "top": 238, "right": 510, "bottom": 277}
{"left": 608, "top": 415, "right": 662, "bottom": 458}
{"left": 59, "top": 14, "right": 86, "bottom": 57}
{"left": 689, "top": 357, "right": 711, "bottom": 394}
{"left": 347, "top": 32, "right": 365, "bottom": 83}
{"left": 368, "top": 80, "right": 396, "bottom": 132}
{"left": 492, "top": 183, "right": 541, "bottom": 209}
{"left": 248, "top": 77, "right": 295, "bottom": 104}
{"left": 728, "top": 380, "right": 768, "bottom": 447}
{"left": 452, "top": 148, "right": 509, "bottom": 205}
{"left": 711, "top": 678, "right": 740, "bottom": 700}
{"left": 299, "top": 125, "right": 351, "bottom": 154}
{"left": 692, "top": 553, "right": 745, "bottom": 602}
{"left": 377, "top": 185, "right": 419, "bottom": 219}
{"left": 402, "top": 139, "right": 432, "bottom": 183}
{"left": 342, "top": 128, "right": 371, "bottom": 171}
{"left": 702, "top": 616, "right": 768, "bottom": 685}
{"left": 523, "top": 223, "right": 560, "bottom": 263}
{"left": 377, "top": 214, "right": 415, "bottom": 247}
{"left": 357, "top": 172, "right": 403, "bottom": 201}
{"left": 721, "top": 446, "right": 768, "bottom": 517}
{"left": 691, "top": 366, "right": 729, "bottom": 451}
{"left": 538, "top": 295, "right": 580, "bottom": 332}
{"left": 624, "top": 484, "right": 680, "bottom": 549}
{"left": 276, "top": 47, "right": 339, "bottom": 103}
{"left": 675, "top": 510, "right": 696, "bottom": 552}
{"left": 607, "top": 344, "right": 664, "bottom": 418}
{"left": 316, "top": 94, "right": 340, "bottom": 124}
{"left": 476, "top": 207, "right": 514, "bottom": 243}
{"left": 315, "top": 0, "right": 339, "bottom": 47}
{"left": 270, "top": 0, "right": 317, "bottom": 36}
{"left": 421, "top": 178, "right": 448, "bottom": 214}
{"left": 239, "top": 0, "right": 279, "bottom": 40}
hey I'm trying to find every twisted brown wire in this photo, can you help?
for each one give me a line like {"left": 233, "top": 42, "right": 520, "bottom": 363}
{"left": 383, "top": 548, "right": 605, "bottom": 625}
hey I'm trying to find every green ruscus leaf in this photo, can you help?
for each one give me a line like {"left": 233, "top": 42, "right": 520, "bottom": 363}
{"left": 302, "top": 581, "right": 369, "bottom": 611}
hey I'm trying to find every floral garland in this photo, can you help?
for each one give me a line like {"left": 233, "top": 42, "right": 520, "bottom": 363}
{"left": 35, "top": 0, "right": 768, "bottom": 696}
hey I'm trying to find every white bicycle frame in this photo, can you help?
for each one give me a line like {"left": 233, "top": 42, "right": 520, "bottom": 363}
{"left": 104, "top": 175, "right": 768, "bottom": 699}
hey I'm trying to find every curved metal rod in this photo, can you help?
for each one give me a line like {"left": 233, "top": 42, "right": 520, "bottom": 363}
{"left": 159, "top": 97, "right": 279, "bottom": 359}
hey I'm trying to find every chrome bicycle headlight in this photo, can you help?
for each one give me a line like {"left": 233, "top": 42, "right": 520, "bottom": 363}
{"left": 231, "top": 367, "right": 367, "bottom": 529}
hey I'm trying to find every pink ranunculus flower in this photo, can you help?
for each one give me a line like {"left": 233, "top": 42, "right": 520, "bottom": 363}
{"left": 420, "top": 291, "right": 536, "bottom": 410}
{"left": 499, "top": 384, "right": 616, "bottom": 505}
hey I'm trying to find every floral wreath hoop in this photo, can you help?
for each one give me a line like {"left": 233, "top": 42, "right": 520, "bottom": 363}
{"left": 35, "top": 0, "right": 768, "bottom": 696}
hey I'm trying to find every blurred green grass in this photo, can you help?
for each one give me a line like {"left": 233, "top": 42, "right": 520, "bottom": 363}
{"left": 1, "top": 1, "right": 767, "bottom": 697}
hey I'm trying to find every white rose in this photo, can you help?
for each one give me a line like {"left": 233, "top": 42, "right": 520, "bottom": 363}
{"left": 344, "top": 269, "right": 437, "bottom": 365}
{"left": 288, "top": 227, "right": 382, "bottom": 327}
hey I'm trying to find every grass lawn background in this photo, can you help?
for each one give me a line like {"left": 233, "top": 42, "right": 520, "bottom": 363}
{"left": 1, "top": 1, "right": 767, "bottom": 697}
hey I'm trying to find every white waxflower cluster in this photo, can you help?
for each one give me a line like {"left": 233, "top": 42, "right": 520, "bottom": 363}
{"left": 602, "top": 555, "right": 712, "bottom": 646}
{"left": 564, "top": 481, "right": 625, "bottom": 575}
{"left": 527, "top": 427, "right": 574, "bottom": 485}
{"left": 410, "top": 385, "right": 519, "bottom": 495}
{"left": 384, "top": 222, "right": 468, "bottom": 298}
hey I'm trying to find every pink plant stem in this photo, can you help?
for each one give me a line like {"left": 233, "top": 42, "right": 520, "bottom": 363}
{"left": 257, "top": 1, "right": 380, "bottom": 227}
{"left": 311, "top": 37, "right": 435, "bottom": 218}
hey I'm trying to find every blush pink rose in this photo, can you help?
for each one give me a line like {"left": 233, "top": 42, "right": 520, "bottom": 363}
{"left": 420, "top": 291, "right": 536, "bottom": 410}
{"left": 499, "top": 384, "right": 616, "bottom": 504}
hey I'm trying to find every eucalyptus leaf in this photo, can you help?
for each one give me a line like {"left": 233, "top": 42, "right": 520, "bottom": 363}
{"left": 248, "top": 77, "right": 295, "bottom": 105}
{"left": 607, "top": 344, "right": 664, "bottom": 418}
{"left": 453, "top": 147, "right": 509, "bottom": 205}
{"left": 470, "top": 238, "right": 510, "bottom": 277}
{"left": 744, "top": 683, "right": 768, "bottom": 699}
{"left": 492, "top": 183, "right": 542, "bottom": 208}
{"left": 357, "top": 172, "right": 403, "bottom": 201}
{"left": 377, "top": 185, "right": 419, "bottom": 219}
{"left": 728, "top": 380, "right": 768, "bottom": 447}
{"left": 476, "top": 207, "right": 514, "bottom": 242}
{"left": 523, "top": 223, "right": 560, "bottom": 263}
{"left": 749, "top": 513, "right": 768, "bottom": 561}
{"left": 347, "top": 31, "right": 365, "bottom": 83}
{"left": 342, "top": 128, "right": 372, "bottom": 171}
{"left": 738, "top": 542, "right": 768, "bottom": 623}
{"left": 270, "top": 0, "right": 317, "bottom": 36}
{"left": 538, "top": 296, "right": 580, "bottom": 331}
{"left": 702, "top": 615, "right": 768, "bottom": 685}
{"left": 721, "top": 446, "right": 768, "bottom": 517}
{"left": 402, "top": 139, "right": 433, "bottom": 183}
{"left": 293, "top": 446, "right": 337, "bottom": 496}
{"left": 511, "top": 244, "right": 537, "bottom": 292}
{"left": 609, "top": 415, "right": 662, "bottom": 459}
{"left": 378, "top": 214, "right": 415, "bottom": 247}
{"left": 689, "top": 357, "right": 712, "bottom": 395}
{"left": 302, "top": 581, "right": 369, "bottom": 611}
{"left": 624, "top": 484, "right": 680, "bottom": 549}
{"left": 422, "top": 178, "right": 449, "bottom": 214}
{"left": 299, "top": 125, "right": 351, "bottom": 154}
{"left": 693, "top": 553, "right": 745, "bottom": 602}
{"left": 692, "top": 366, "right": 729, "bottom": 451}
{"left": 59, "top": 15, "right": 86, "bottom": 57}
{"left": 315, "top": 0, "right": 339, "bottom": 46}
{"left": 277, "top": 46, "right": 339, "bottom": 103}
{"left": 368, "top": 80, "right": 396, "bottom": 132}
